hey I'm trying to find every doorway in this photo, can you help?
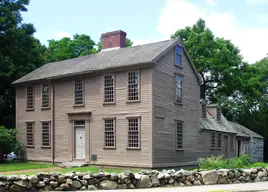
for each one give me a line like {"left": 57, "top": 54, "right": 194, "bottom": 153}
{"left": 223, "top": 135, "right": 228, "bottom": 158}
{"left": 237, "top": 140, "right": 241, "bottom": 157}
{"left": 74, "top": 120, "right": 85, "bottom": 159}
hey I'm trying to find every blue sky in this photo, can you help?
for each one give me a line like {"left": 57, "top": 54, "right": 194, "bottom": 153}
{"left": 22, "top": 0, "right": 268, "bottom": 63}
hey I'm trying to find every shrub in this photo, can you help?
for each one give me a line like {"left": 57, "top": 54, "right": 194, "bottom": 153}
{"left": 0, "top": 126, "right": 20, "bottom": 161}
{"left": 198, "top": 155, "right": 251, "bottom": 170}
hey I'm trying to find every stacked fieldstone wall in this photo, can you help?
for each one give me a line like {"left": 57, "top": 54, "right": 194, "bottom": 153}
{"left": 0, "top": 168, "right": 267, "bottom": 191}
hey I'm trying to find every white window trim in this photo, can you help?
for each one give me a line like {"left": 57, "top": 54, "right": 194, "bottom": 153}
{"left": 26, "top": 86, "right": 35, "bottom": 111}
{"left": 103, "top": 74, "right": 116, "bottom": 104}
{"left": 127, "top": 70, "right": 140, "bottom": 103}
{"left": 126, "top": 117, "right": 141, "bottom": 149}
{"left": 26, "top": 122, "right": 35, "bottom": 148}
{"left": 73, "top": 79, "right": 85, "bottom": 106}
{"left": 175, "top": 120, "right": 183, "bottom": 150}
{"left": 103, "top": 118, "right": 116, "bottom": 149}
{"left": 41, "top": 121, "right": 51, "bottom": 148}
{"left": 41, "top": 84, "right": 50, "bottom": 109}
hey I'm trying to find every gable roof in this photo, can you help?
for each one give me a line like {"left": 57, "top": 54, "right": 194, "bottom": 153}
{"left": 200, "top": 112, "right": 237, "bottom": 134}
{"left": 229, "top": 121, "right": 263, "bottom": 139}
{"left": 12, "top": 38, "right": 200, "bottom": 85}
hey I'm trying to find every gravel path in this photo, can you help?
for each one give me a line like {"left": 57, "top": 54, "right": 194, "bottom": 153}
{"left": 99, "top": 182, "right": 268, "bottom": 192}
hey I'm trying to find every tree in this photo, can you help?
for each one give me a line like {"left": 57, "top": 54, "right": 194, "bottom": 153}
{"left": 45, "top": 34, "right": 96, "bottom": 63}
{"left": 0, "top": 0, "right": 46, "bottom": 128}
{"left": 0, "top": 126, "right": 20, "bottom": 161}
{"left": 171, "top": 19, "right": 243, "bottom": 100}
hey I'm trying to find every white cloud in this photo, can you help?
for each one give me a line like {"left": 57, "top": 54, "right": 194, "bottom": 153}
{"left": 205, "top": 0, "right": 217, "bottom": 6}
{"left": 254, "top": 14, "right": 268, "bottom": 24}
{"left": 157, "top": 0, "right": 268, "bottom": 63}
{"left": 246, "top": 0, "right": 268, "bottom": 5}
{"left": 54, "top": 31, "right": 72, "bottom": 40}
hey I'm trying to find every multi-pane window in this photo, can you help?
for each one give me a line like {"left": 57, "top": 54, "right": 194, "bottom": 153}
{"left": 175, "top": 75, "right": 183, "bottom": 103}
{"left": 26, "top": 122, "right": 34, "bottom": 147}
{"left": 74, "top": 80, "right": 84, "bottom": 105}
{"left": 128, "top": 71, "right": 139, "bottom": 101}
{"left": 211, "top": 132, "right": 216, "bottom": 148}
{"left": 217, "top": 106, "right": 221, "bottom": 122}
{"left": 104, "top": 75, "right": 115, "bottom": 103}
{"left": 104, "top": 119, "right": 115, "bottom": 148}
{"left": 176, "top": 121, "right": 183, "bottom": 149}
{"left": 42, "top": 84, "right": 50, "bottom": 108}
{"left": 42, "top": 122, "right": 50, "bottom": 147}
{"left": 26, "top": 86, "right": 34, "bottom": 109}
{"left": 128, "top": 118, "right": 140, "bottom": 148}
{"left": 175, "top": 45, "right": 183, "bottom": 66}
{"left": 230, "top": 135, "right": 234, "bottom": 149}
{"left": 217, "top": 133, "right": 222, "bottom": 149}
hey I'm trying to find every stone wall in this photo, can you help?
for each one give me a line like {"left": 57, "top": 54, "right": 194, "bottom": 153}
{"left": 1, "top": 168, "right": 268, "bottom": 191}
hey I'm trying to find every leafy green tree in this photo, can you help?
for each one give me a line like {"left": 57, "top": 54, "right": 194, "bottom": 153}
{"left": 45, "top": 34, "right": 96, "bottom": 63}
{"left": 0, "top": 0, "right": 46, "bottom": 128}
{"left": 0, "top": 126, "right": 20, "bottom": 159}
{"left": 171, "top": 19, "right": 243, "bottom": 99}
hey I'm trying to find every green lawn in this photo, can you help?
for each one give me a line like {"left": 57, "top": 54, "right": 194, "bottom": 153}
{"left": 22, "top": 166, "right": 139, "bottom": 175}
{"left": 0, "top": 161, "right": 139, "bottom": 175}
{"left": 0, "top": 162, "right": 57, "bottom": 172}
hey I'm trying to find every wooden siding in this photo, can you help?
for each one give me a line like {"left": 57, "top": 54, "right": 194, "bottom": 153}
{"left": 16, "top": 84, "right": 52, "bottom": 162}
{"left": 152, "top": 46, "right": 202, "bottom": 167}
{"left": 16, "top": 67, "right": 153, "bottom": 167}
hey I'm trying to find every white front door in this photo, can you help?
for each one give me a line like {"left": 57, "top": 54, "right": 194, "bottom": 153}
{"left": 74, "top": 121, "right": 85, "bottom": 159}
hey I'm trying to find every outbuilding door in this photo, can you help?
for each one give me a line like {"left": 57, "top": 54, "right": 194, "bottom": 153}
{"left": 74, "top": 120, "right": 85, "bottom": 159}
{"left": 223, "top": 135, "right": 228, "bottom": 158}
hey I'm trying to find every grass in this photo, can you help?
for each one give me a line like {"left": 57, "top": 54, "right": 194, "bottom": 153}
{"left": 20, "top": 166, "right": 139, "bottom": 176}
{"left": 0, "top": 162, "right": 57, "bottom": 172}
{"left": 0, "top": 161, "right": 139, "bottom": 175}
{"left": 198, "top": 155, "right": 268, "bottom": 170}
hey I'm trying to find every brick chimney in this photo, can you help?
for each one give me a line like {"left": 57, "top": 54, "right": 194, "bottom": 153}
{"left": 101, "top": 30, "right": 126, "bottom": 51}
{"left": 207, "top": 104, "right": 221, "bottom": 122}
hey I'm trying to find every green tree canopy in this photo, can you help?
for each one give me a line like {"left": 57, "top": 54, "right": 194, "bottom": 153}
{"left": 0, "top": 0, "right": 46, "bottom": 127}
{"left": 45, "top": 34, "right": 96, "bottom": 63}
{"left": 0, "top": 126, "right": 20, "bottom": 157}
{"left": 171, "top": 19, "right": 243, "bottom": 99}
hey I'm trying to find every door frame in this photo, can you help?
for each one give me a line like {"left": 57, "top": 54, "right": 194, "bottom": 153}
{"left": 74, "top": 121, "right": 86, "bottom": 160}
{"left": 67, "top": 111, "right": 91, "bottom": 162}
{"left": 223, "top": 135, "right": 228, "bottom": 158}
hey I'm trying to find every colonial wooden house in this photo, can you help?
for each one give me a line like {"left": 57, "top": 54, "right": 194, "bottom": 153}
{"left": 13, "top": 30, "right": 263, "bottom": 168}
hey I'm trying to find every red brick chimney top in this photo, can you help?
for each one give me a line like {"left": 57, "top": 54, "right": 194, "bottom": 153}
{"left": 101, "top": 30, "right": 127, "bottom": 50}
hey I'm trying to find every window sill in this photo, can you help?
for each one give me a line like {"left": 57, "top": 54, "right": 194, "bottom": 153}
{"left": 176, "top": 149, "right": 184, "bottom": 151}
{"left": 126, "top": 100, "right": 141, "bottom": 104}
{"left": 26, "top": 146, "right": 34, "bottom": 148}
{"left": 73, "top": 104, "right": 85, "bottom": 108}
{"left": 174, "top": 102, "right": 183, "bottom": 106}
{"left": 103, "top": 147, "right": 116, "bottom": 149}
{"left": 26, "top": 108, "right": 35, "bottom": 112}
{"left": 41, "top": 107, "right": 50, "bottom": 111}
{"left": 175, "top": 64, "right": 183, "bottom": 69}
{"left": 126, "top": 147, "right": 141, "bottom": 150}
{"left": 41, "top": 146, "right": 51, "bottom": 149}
{"left": 103, "top": 102, "right": 116, "bottom": 106}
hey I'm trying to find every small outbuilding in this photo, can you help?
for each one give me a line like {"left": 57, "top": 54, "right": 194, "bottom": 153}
{"left": 229, "top": 121, "right": 264, "bottom": 162}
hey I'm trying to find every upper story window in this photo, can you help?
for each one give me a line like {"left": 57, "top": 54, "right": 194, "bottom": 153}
{"left": 175, "top": 75, "right": 183, "bottom": 103}
{"left": 26, "top": 86, "right": 34, "bottom": 110}
{"left": 104, "top": 75, "right": 115, "bottom": 103}
{"left": 128, "top": 118, "right": 140, "bottom": 148}
{"left": 211, "top": 132, "right": 216, "bottom": 149}
{"left": 74, "top": 80, "right": 84, "bottom": 105}
{"left": 176, "top": 120, "right": 183, "bottom": 150}
{"left": 26, "top": 122, "right": 34, "bottom": 147}
{"left": 42, "top": 84, "right": 50, "bottom": 108}
{"left": 175, "top": 45, "right": 183, "bottom": 66}
{"left": 128, "top": 71, "right": 139, "bottom": 101}
{"left": 104, "top": 119, "right": 116, "bottom": 148}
